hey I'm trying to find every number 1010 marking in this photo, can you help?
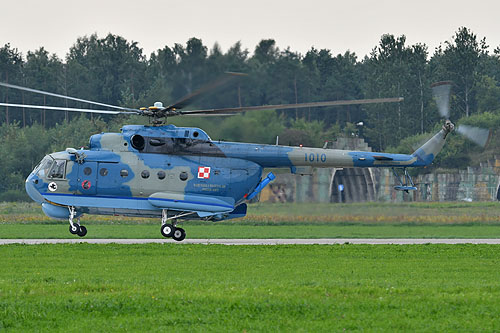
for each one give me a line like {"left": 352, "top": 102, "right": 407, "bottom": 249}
{"left": 305, "top": 153, "right": 327, "bottom": 162}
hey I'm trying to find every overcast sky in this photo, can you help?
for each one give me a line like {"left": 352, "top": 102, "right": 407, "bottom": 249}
{"left": 2, "top": 0, "right": 499, "bottom": 60}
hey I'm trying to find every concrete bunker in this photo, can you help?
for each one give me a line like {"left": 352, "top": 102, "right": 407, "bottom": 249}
{"left": 330, "top": 168, "right": 375, "bottom": 203}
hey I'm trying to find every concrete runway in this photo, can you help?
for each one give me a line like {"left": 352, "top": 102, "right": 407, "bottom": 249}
{"left": 2, "top": 238, "right": 500, "bottom": 245}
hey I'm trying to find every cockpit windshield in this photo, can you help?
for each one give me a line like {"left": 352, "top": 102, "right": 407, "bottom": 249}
{"left": 35, "top": 157, "right": 67, "bottom": 179}
{"left": 34, "top": 157, "right": 53, "bottom": 178}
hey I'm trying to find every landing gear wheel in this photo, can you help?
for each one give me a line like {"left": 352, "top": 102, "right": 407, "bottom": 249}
{"left": 172, "top": 227, "right": 186, "bottom": 242}
{"left": 69, "top": 223, "right": 80, "bottom": 235}
{"left": 77, "top": 225, "right": 87, "bottom": 237}
{"left": 161, "top": 224, "right": 175, "bottom": 238}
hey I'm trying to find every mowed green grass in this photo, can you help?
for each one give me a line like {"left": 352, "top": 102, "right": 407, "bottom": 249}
{"left": 4, "top": 223, "right": 500, "bottom": 239}
{"left": 2, "top": 201, "right": 500, "bottom": 239}
{"left": 2, "top": 201, "right": 500, "bottom": 224}
{"left": 1, "top": 244, "right": 500, "bottom": 331}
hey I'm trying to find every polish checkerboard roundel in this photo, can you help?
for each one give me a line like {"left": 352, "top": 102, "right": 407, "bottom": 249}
{"left": 198, "top": 166, "right": 211, "bottom": 179}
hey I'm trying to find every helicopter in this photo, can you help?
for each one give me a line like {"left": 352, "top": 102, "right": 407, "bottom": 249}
{"left": 0, "top": 73, "right": 491, "bottom": 241}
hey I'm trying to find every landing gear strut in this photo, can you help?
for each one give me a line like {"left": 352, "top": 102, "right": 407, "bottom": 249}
{"left": 160, "top": 209, "right": 190, "bottom": 242}
{"left": 392, "top": 167, "right": 417, "bottom": 193}
{"left": 68, "top": 206, "right": 87, "bottom": 237}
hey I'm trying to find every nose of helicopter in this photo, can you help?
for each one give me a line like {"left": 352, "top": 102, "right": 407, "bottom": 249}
{"left": 25, "top": 174, "right": 44, "bottom": 204}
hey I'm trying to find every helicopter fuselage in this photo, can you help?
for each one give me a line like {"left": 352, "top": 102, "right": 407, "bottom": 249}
{"left": 25, "top": 124, "right": 448, "bottom": 221}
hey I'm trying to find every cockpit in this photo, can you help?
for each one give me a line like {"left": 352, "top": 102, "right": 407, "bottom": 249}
{"left": 33, "top": 156, "right": 67, "bottom": 180}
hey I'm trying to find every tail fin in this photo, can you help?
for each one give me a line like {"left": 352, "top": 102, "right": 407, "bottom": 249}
{"left": 412, "top": 122, "right": 453, "bottom": 166}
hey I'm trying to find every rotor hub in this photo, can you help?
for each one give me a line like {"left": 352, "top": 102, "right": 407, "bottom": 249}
{"left": 443, "top": 120, "right": 455, "bottom": 135}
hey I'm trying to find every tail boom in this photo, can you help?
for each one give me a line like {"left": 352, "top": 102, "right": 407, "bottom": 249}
{"left": 280, "top": 127, "right": 449, "bottom": 168}
{"left": 225, "top": 125, "right": 450, "bottom": 169}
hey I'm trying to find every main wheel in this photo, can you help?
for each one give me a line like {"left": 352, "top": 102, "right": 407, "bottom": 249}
{"left": 161, "top": 224, "right": 175, "bottom": 238}
{"left": 77, "top": 225, "right": 87, "bottom": 237}
{"left": 69, "top": 223, "right": 80, "bottom": 235}
{"left": 172, "top": 227, "right": 186, "bottom": 242}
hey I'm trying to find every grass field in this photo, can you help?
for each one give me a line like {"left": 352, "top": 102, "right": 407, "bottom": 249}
{"left": 2, "top": 202, "right": 500, "bottom": 331}
{"left": 1, "top": 201, "right": 500, "bottom": 239}
{"left": 2, "top": 201, "right": 500, "bottom": 224}
{"left": 1, "top": 244, "right": 500, "bottom": 331}
{"left": 4, "top": 224, "right": 500, "bottom": 239}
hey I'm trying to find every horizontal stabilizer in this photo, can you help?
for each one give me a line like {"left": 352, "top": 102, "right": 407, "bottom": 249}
{"left": 394, "top": 186, "right": 417, "bottom": 191}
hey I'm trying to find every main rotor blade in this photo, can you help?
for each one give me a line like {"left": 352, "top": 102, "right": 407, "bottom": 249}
{"left": 456, "top": 124, "right": 491, "bottom": 148}
{"left": 0, "top": 82, "right": 139, "bottom": 112}
{"left": 165, "top": 72, "right": 247, "bottom": 111}
{"left": 0, "top": 103, "right": 137, "bottom": 115}
{"left": 431, "top": 81, "right": 452, "bottom": 119}
{"left": 182, "top": 113, "right": 236, "bottom": 117}
{"left": 176, "top": 97, "right": 404, "bottom": 115}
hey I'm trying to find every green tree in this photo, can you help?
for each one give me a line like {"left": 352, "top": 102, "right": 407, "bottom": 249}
{"left": 431, "top": 27, "right": 488, "bottom": 118}
{"left": 23, "top": 48, "right": 64, "bottom": 126}
{"left": 0, "top": 122, "right": 49, "bottom": 200}
{"left": 66, "top": 34, "right": 147, "bottom": 108}
{"left": 245, "top": 39, "right": 280, "bottom": 107}
{"left": 169, "top": 38, "right": 208, "bottom": 101}
{"left": 0, "top": 44, "right": 23, "bottom": 124}
{"left": 475, "top": 75, "right": 500, "bottom": 112}
{"left": 362, "top": 34, "right": 431, "bottom": 150}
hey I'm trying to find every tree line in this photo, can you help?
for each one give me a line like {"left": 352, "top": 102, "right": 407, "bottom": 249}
{"left": 1, "top": 26, "right": 500, "bottom": 200}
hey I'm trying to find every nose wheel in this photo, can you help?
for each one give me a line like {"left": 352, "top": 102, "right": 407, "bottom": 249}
{"left": 77, "top": 225, "right": 87, "bottom": 237}
{"left": 69, "top": 224, "right": 80, "bottom": 235}
{"left": 68, "top": 207, "right": 87, "bottom": 237}
{"left": 69, "top": 224, "right": 87, "bottom": 237}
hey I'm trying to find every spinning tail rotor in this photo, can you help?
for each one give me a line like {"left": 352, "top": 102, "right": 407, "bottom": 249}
{"left": 431, "top": 81, "right": 452, "bottom": 119}
{"left": 456, "top": 125, "right": 491, "bottom": 147}
{"left": 431, "top": 81, "right": 491, "bottom": 148}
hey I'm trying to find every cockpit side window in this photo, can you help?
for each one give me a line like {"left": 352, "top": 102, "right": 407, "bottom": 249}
{"left": 48, "top": 160, "right": 67, "bottom": 179}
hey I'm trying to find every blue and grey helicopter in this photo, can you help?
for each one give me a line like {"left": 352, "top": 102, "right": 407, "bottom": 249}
{"left": 0, "top": 75, "right": 490, "bottom": 241}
